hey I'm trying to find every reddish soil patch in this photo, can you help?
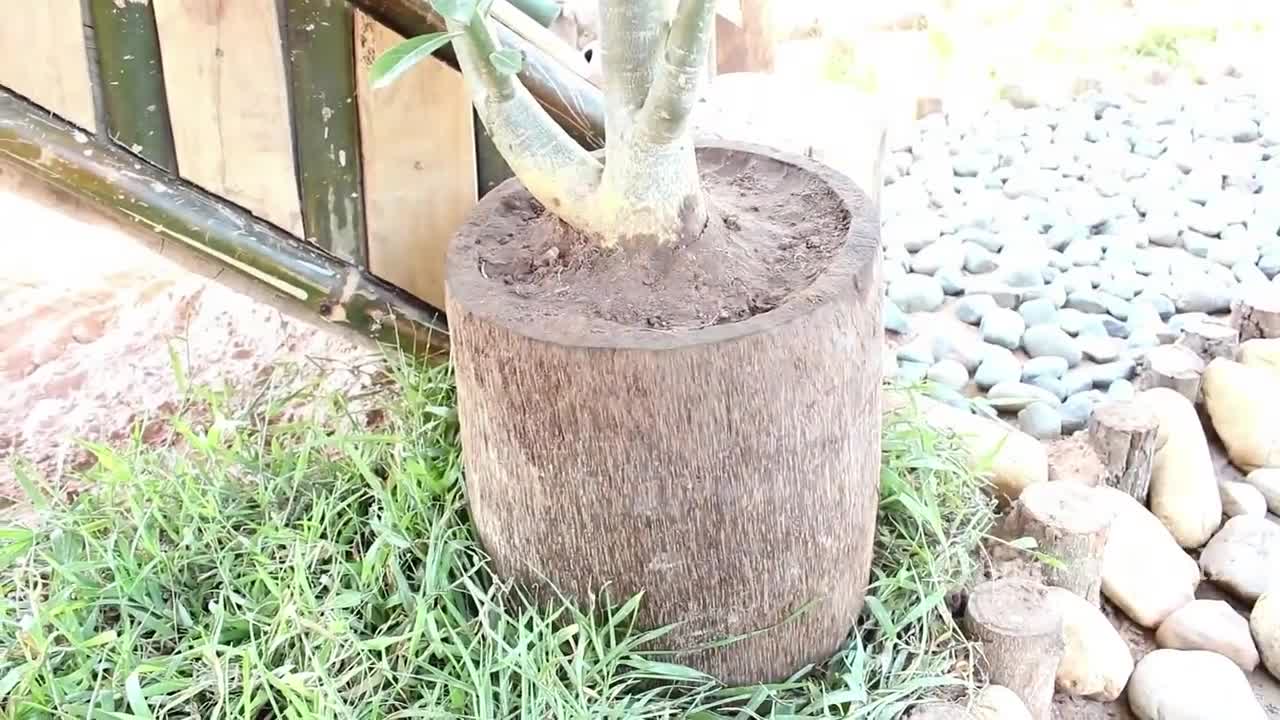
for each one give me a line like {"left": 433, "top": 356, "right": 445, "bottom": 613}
{"left": 0, "top": 166, "right": 376, "bottom": 518}
{"left": 464, "top": 145, "right": 854, "bottom": 332}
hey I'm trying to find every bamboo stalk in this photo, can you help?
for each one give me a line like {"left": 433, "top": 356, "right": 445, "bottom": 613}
{"left": 0, "top": 87, "right": 448, "bottom": 358}
{"left": 473, "top": 111, "right": 514, "bottom": 196}
{"left": 85, "top": 0, "right": 177, "bottom": 171}
{"left": 283, "top": 0, "right": 370, "bottom": 265}
{"left": 349, "top": 0, "right": 605, "bottom": 149}
{"left": 506, "top": 0, "right": 563, "bottom": 27}
{"left": 492, "top": 0, "right": 596, "bottom": 86}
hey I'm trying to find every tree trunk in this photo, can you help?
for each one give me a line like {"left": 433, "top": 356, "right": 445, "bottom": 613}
{"left": 1178, "top": 319, "right": 1240, "bottom": 363}
{"left": 1135, "top": 345, "right": 1205, "bottom": 404}
{"left": 445, "top": 140, "right": 882, "bottom": 685}
{"left": 1231, "top": 287, "right": 1280, "bottom": 342}
{"left": 965, "top": 578, "right": 1064, "bottom": 720}
{"left": 1008, "top": 482, "right": 1113, "bottom": 604}
{"left": 1088, "top": 401, "right": 1158, "bottom": 505}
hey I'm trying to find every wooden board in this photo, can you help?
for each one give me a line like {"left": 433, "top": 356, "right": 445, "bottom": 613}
{"left": 153, "top": 0, "right": 303, "bottom": 236}
{"left": 355, "top": 11, "right": 477, "bottom": 310}
{"left": 0, "top": 1, "right": 97, "bottom": 132}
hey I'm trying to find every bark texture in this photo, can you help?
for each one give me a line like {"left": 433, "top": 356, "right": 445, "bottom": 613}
{"left": 1232, "top": 288, "right": 1280, "bottom": 342}
{"left": 1088, "top": 401, "right": 1158, "bottom": 505}
{"left": 1136, "top": 345, "right": 1205, "bottom": 404}
{"left": 1179, "top": 320, "right": 1240, "bottom": 363}
{"left": 445, "top": 141, "right": 881, "bottom": 685}
{"left": 965, "top": 578, "right": 1064, "bottom": 720}
{"left": 1008, "top": 482, "right": 1113, "bottom": 604}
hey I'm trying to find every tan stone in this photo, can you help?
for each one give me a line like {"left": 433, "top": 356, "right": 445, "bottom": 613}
{"left": 1203, "top": 358, "right": 1280, "bottom": 472}
{"left": 1140, "top": 388, "right": 1221, "bottom": 548}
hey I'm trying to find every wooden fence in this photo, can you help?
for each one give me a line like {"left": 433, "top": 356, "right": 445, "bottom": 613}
{"left": 0, "top": 0, "right": 617, "bottom": 357}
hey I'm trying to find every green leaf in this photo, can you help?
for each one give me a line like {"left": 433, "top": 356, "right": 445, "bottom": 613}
{"left": 1007, "top": 535, "right": 1039, "bottom": 551}
{"left": 863, "top": 596, "right": 895, "bottom": 638}
{"left": 489, "top": 48, "right": 524, "bottom": 75}
{"left": 370, "top": 32, "right": 462, "bottom": 90}
{"left": 430, "top": 0, "right": 477, "bottom": 23}
{"left": 0, "top": 663, "right": 30, "bottom": 698}
{"left": 620, "top": 658, "right": 711, "bottom": 682}
{"left": 125, "top": 672, "right": 154, "bottom": 720}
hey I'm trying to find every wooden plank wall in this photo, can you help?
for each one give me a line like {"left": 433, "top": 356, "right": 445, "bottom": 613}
{"left": 0, "top": 1, "right": 97, "bottom": 132}
{"left": 354, "top": 10, "right": 477, "bottom": 310}
{"left": 6, "top": 1, "right": 501, "bottom": 313}
{"left": 153, "top": 0, "right": 304, "bottom": 236}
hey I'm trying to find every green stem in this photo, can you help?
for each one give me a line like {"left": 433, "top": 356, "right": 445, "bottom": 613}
{"left": 637, "top": 0, "right": 717, "bottom": 145}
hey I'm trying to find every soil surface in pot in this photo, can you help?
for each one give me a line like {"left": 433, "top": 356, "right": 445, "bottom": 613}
{"left": 463, "top": 146, "right": 852, "bottom": 331}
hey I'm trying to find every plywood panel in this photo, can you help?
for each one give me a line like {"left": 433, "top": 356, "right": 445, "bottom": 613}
{"left": 0, "top": 1, "right": 96, "bottom": 131}
{"left": 153, "top": 0, "right": 303, "bottom": 235}
{"left": 355, "top": 11, "right": 477, "bottom": 310}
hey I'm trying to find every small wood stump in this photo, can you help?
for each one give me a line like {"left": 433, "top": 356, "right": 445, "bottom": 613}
{"left": 1179, "top": 319, "right": 1240, "bottom": 363}
{"left": 907, "top": 703, "right": 974, "bottom": 720}
{"left": 1008, "top": 482, "right": 1113, "bottom": 604}
{"left": 1135, "top": 345, "right": 1205, "bottom": 404}
{"left": 965, "top": 578, "right": 1064, "bottom": 720}
{"left": 1088, "top": 401, "right": 1158, "bottom": 505}
{"left": 1231, "top": 286, "right": 1280, "bottom": 342}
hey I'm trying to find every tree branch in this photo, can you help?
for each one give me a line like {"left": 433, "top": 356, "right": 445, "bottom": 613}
{"left": 599, "top": 0, "right": 666, "bottom": 136}
{"left": 447, "top": 14, "right": 604, "bottom": 230}
{"left": 636, "top": 0, "right": 716, "bottom": 145}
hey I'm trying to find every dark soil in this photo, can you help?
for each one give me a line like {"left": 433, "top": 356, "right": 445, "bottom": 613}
{"left": 458, "top": 145, "right": 852, "bottom": 332}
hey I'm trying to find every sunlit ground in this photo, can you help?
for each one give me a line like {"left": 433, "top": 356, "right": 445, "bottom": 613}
{"left": 764, "top": 0, "right": 1280, "bottom": 123}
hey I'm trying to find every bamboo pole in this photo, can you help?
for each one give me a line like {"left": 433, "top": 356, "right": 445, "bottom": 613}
{"left": 0, "top": 87, "right": 448, "bottom": 358}
{"left": 349, "top": 0, "right": 606, "bottom": 149}
{"left": 283, "top": 0, "right": 370, "bottom": 265}
{"left": 85, "top": 0, "right": 177, "bottom": 172}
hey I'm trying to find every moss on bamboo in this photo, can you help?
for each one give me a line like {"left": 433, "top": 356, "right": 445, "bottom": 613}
{"left": 86, "top": 0, "right": 177, "bottom": 171}
{"left": 0, "top": 87, "right": 448, "bottom": 358}
{"left": 283, "top": 0, "right": 369, "bottom": 265}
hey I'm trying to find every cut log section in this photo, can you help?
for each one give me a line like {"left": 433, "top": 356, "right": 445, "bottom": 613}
{"left": 1088, "top": 401, "right": 1158, "bottom": 505}
{"left": 907, "top": 703, "right": 975, "bottom": 720}
{"left": 1135, "top": 345, "right": 1205, "bottom": 404}
{"left": 446, "top": 141, "right": 882, "bottom": 685}
{"left": 1008, "top": 482, "right": 1113, "bottom": 604}
{"left": 1231, "top": 287, "right": 1280, "bottom": 342}
{"left": 1179, "top": 319, "right": 1240, "bottom": 363}
{"left": 965, "top": 578, "right": 1064, "bottom": 720}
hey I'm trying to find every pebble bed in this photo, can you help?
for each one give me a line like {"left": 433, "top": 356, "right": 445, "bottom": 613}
{"left": 879, "top": 79, "right": 1280, "bottom": 440}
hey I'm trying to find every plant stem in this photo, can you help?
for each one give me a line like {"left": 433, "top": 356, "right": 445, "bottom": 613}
{"left": 446, "top": 13, "right": 604, "bottom": 230}
{"left": 637, "top": 0, "right": 717, "bottom": 145}
{"left": 599, "top": 0, "right": 665, "bottom": 138}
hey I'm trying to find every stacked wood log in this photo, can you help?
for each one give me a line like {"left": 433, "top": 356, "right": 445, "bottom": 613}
{"left": 1008, "top": 482, "right": 1113, "bottom": 605}
{"left": 1088, "top": 402, "right": 1158, "bottom": 505}
{"left": 965, "top": 578, "right": 1064, "bottom": 720}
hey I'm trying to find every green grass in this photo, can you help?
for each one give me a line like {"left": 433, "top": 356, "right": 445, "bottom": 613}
{"left": 1, "top": 356, "right": 995, "bottom": 719}
{"left": 1128, "top": 24, "right": 1219, "bottom": 66}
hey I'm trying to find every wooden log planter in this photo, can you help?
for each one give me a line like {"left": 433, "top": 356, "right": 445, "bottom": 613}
{"left": 2, "top": 0, "right": 887, "bottom": 687}
{"left": 447, "top": 140, "right": 883, "bottom": 683}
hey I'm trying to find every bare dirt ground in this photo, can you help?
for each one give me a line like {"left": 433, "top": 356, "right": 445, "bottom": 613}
{"left": 0, "top": 165, "right": 380, "bottom": 519}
